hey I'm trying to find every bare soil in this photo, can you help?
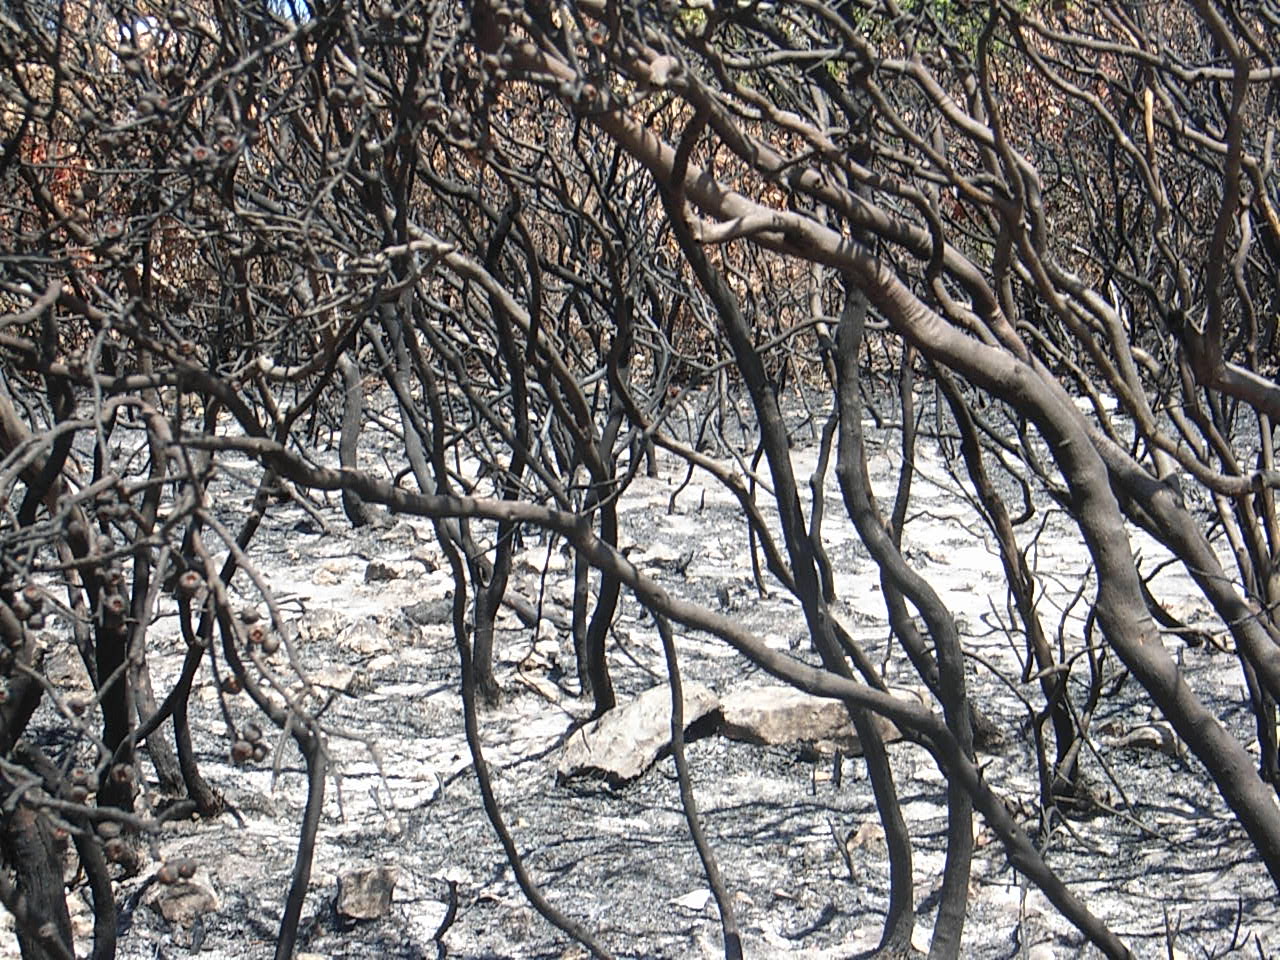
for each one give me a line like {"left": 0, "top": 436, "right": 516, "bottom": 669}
{"left": 7, "top": 396, "right": 1276, "bottom": 960}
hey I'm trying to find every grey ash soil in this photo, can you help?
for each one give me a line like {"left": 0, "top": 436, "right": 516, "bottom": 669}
{"left": 9, "top": 397, "right": 1279, "bottom": 960}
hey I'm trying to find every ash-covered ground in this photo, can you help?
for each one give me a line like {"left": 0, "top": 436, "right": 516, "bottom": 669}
{"left": 7, "top": 396, "right": 1277, "bottom": 960}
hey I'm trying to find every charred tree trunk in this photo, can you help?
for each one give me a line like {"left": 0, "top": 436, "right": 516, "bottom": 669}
{"left": 1, "top": 806, "right": 73, "bottom": 960}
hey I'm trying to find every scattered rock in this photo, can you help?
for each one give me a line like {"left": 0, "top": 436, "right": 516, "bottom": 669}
{"left": 377, "top": 518, "right": 415, "bottom": 539}
{"left": 410, "top": 546, "right": 438, "bottom": 573}
{"left": 670, "top": 888, "right": 712, "bottom": 913}
{"left": 718, "top": 684, "right": 903, "bottom": 756}
{"left": 391, "top": 769, "right": 442, "bottom": 811}
{"left": 848, "top": 821, "right": 885, "bottom": 849}
{"left": 299, "top": 609, "right": 345, "bottom": 643}
{"left": 515, "top": 547, "right": 569, "bottom": 575}
{"left": 1112, "top": 722, "right": 1182, "bottom": 756}
{"left": 44, "top": 640, "right": 90, "bottom": 690}
{"left": 336, "top": 865, "right": 398, "bottom": 920}
{"left": 340, "top": 618, "right": 394, "bottom": 655}
{"left": 144, "top": 877, "right": 219, "bottom": 927}
{"left": 516, "top": 668, "right": 562, "bottom": 704}
{"left": 556, "top": 683, "right": 719, "bottom": 786}
{"left": 403, "top": 598, "right": 453, "bottom": 627}
{"left": 364, "top": 560, "right": 399, "bottom": 583}
{"left": 639, "top": 546, "right": 697, "bottom": 576}
{"left": 911, "top": 923, "right": 932, "bottom": 954}
{"left": 313, "top": 559, "right": 350, "bottom": 586}
{"left": 304, "top": 664, "right": 357, "bottom": 694}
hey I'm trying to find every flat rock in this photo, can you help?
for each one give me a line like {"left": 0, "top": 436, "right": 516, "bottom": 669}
{"left": 556, "top": 683, "right": 719, "bottom": 786}
{"left": 409, "top": 546, "right": 438, "bottom": 573}
{"left": 670, "top": 888, "right": 712, "bottom": 913}
{"left": 336, "top": 865, "right": 398, "bottom": 920}
{"left": 719, "top": 684, "right": 905, "bottom": 756}
{"left": 299, "top": 608, "right": 345, "bottom": 643}
{"left": 1112, "top": 721, "right": 1181, "bottom": 756}
{"left": 340, "top": 618, "right": 395, "bottom": 655}
{"left": 308, "top": 664, "right": 357, "bottom": 693}
{"left": 144, "top": 878, "right": 219, "bottom": 927}
{"left": 364, "top": 560, "right": 400, "bottom": 582}
{"left": 403, "top": 598, "right": 453, "bottom": 626}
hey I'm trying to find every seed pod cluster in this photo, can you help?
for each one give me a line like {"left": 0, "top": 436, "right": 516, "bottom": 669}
{"left": 102, "top": 592, "right": 127, "bottom": 621}
{"left": 7, "top": 583, "right": 44, "bottom": 629}
{"left": 157, "top": 856, "right": 197, "bottom": 884}
{"left": 176, "top": 570, "right": 203, "bottom": 598}
{"left": 104, "top": 836, "right": 129, "bottom": 863}
{"left": 247, "top": 625, "right": 281, "bottom": 655}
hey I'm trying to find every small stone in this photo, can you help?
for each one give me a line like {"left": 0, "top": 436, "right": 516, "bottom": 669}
{"left": 300, "top": 610, "right": 344, "bottom": 643}
{"left": 312, "top": 563, "right": 345, "bottom": 586}
{"left": 1113, "top": 722, "right": 1181, "bottom": 756}
{"left": 403, "top": 599, "right": 453, "bottom": 627}
{"left": 341, "top": 619, "right": 394, "bottom": 655}
{"left": 336, "top": 866, "right": 397, "bottom": 920}
{"left": 144, "top": 878, "right": 219, "bottom": 926}
{"left": 364, "top": 561, "right": 399, "bottom": 583}
{"left": 669, "top": 888, "right": 712, "bottom": 913}
{"left": 410, "top": 547, "right": 438, "bottom": 573}
{"left": 911, "top": 924, "right": 932, "bottom": 954}
{"left": 391, "top": 769, "right": 442, "bottom": 811}
{"left": 849, "top": 821, "right": 885, "bottom": 849}
{"left": 309, "top": 665, "right": 357, "bottom": 694}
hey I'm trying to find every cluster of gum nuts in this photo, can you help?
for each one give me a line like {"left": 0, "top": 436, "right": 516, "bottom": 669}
{"left": 155, "top": 857, "right": 199, "bottom": 885}
{"left": 230, "top": 721, "right": 269, "bottom": 766}
{"left": 223, "top": 608, "right": 276, "bottom": 765}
